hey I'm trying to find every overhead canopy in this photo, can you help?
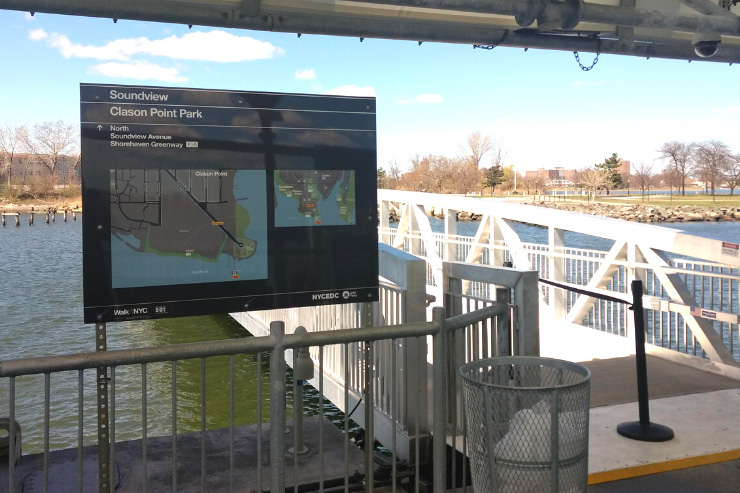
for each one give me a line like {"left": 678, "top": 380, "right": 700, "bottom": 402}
{"left": 2, "top": 0, "right": 740, "bottom": 63}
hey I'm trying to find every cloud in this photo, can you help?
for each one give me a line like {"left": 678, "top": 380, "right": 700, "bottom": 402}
{"left": 415, "top": 94, "right": 443, "bottom": 103}
{"left": 88, "top": 61, "right": 187, "bottom": 83}
{"left": 28, "top": 28, "right": 46, "bottom": 41}
{"left": 323, "top": 85, "right": 376, "bottom": 97}
{"left": 29, "top": 29, "right": 284, "bottom": 62}
{"left": 295, "top": 69, "right": 316, "bottom": 80}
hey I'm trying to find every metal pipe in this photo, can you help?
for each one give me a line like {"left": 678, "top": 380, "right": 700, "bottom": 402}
{"left": 0, "top": 335, "right": 277, "bottom": 377}
{"left": 583, "top": 2, "right": 740, "bottom": 35}
{"left": 229, "top": 355, "right": 235, "bottom": 492}
{"left": 431, "top": 306, "right": 447, "bottom": 493}
{"left": 200, "top": 358, "right": 206, "bottom": 493}
{"left": 444, "top": 303, "right": 506, "bottom": 334}
{"left": 350, "top": 0, "right": 740, "bottom": 35}
{"left": 44, "top": 373, "right": 50, "bottom": 493}
{"left": 77, "top": 370, "right": 83, "bottom": 493}
{"left": 9, "top": 377, "right": 15, "bottom": 493}
{"left": 171, "top": 361, "right": 178, "bottom": 493}
{"left": 142, "top": 364, "right": 148, "bottom": 493}
{"left": 256, "top": 353, "right": 263, "bottom": 493}
{"left": 269, "top": 321, "right": 286, "bottom": 493}
{"left": 110, "top": 367, "right": 116, "bottom": 492}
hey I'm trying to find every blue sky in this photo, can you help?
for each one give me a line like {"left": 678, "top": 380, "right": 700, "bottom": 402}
{"left": 1, "top": 9, "right": 739, "bottom": 172}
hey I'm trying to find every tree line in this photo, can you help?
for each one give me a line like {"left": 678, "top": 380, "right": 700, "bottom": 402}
{"left": 0, "top": 121, "right": 80, "bottom": 196}
{"left": 378, "top": 132, "right": 514, "bottom": 195}
{"left": 577, "top": 141, "right": 740, "bottom": 201}
{"left": 379, "top": 133, "right": 740, "bottom": 199}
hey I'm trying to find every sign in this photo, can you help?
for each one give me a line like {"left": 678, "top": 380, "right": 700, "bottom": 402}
{"left": 81, "top": 83, "right": 378, "bottom": 323}
{"left": 722, "top": 241, "right": 739, "bottom": 258}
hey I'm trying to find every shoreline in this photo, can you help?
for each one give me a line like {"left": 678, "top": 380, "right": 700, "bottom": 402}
{"left": 0, "top": 199, "right": 82, "bottom": 213}
{"left": 388, "top": 199, "right": 740, "bottom": 224}
{"left": 528, "top": 200, "right": 740, "bottom": 223}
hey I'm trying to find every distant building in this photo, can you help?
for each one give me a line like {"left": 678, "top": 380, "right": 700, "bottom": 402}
{"left": 524, "top": 167, "right": 575, "bottom": 187}
{"left": 618, "top": 159, "right": 631, "bottom": 181}
{"left": 4, "top": 153, "right": 80, "bottom": 185}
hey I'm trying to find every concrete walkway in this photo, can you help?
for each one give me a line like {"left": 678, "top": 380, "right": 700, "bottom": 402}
{"left": 541, "top": 320, "right": 740, "bottom": 489}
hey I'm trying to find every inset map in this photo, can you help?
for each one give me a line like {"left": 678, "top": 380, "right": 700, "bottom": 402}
{"left": 274, "top": 170, "right": 356, "bottom": 227}
{"left": 110, "top": 169, "right": 268, "bottom": 288}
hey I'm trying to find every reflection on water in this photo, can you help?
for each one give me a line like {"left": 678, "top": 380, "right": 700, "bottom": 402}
{"left": 0, "top": 216, "right": 345, "bottom": 454}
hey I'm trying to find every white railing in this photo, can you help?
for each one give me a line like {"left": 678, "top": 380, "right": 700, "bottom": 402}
{"left": 238, "top": 244, "right": 540, "bottom": 460}
{"left": 379, "top": 189, "right": 740, "bottom": 367}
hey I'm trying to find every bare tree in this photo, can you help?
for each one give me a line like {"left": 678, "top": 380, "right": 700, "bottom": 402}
{"left": 387, "top": 159, "right": 402, "bottom": 184}
{"left": 658, "top": 141, "right": 695, "bottom": 195}
{"left": 0, "top": 123, "right": 28, "bottom": 188}
{"left": 427, "top": 155, "right": 457, "bottom": 193}
{"left": 723, "top": 154, "right": 740, "bottom": 195}
{"left": 489, "top": 137, "right": 507, "bottom": 169}
{"left": 694, "top": 140, "right": 733, "bottom": 200}
{"left": 655, "top": 167, "right": 681, "bottom": 201}
{"left": 461, "top": 132, "right": 493, "bottom": 168}
{"left": 632, "top": 161, "right": 655, "bottom": 201}
{"left": 21, "top": 120, "right": 79, "bottom": 188}
{"left": 579, "top": 168, "right": 610, "bottom": 202}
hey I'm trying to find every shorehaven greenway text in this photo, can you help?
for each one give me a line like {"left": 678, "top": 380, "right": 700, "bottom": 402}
{"left": 110, "top": 106, "right": 203, "bottom": 118}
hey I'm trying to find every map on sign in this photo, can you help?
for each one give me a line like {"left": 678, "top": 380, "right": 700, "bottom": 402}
{"left": 110, "top": 168, "right": 268, "bottom": 288}
{"left": 274, "top": 170, "right": 356, "bottom": 227}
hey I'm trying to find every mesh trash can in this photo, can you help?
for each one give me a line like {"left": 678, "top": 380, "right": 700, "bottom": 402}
{"left": 460, "top": 357, "right": 591, "bottom": 493}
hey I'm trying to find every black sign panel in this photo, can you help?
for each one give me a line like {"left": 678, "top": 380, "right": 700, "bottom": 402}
{"left": 81, "top": 83, "right": 378, "bottom": 323}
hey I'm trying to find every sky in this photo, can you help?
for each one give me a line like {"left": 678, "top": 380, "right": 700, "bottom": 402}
{"left": 1, "top": 9, "right": 740, "bottom": 173}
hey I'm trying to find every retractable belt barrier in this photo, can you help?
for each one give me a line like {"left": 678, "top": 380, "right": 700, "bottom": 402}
{"left": 539, "top": 277, "right": 674, "bottom": 442}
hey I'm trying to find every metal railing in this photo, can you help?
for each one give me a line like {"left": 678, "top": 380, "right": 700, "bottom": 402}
{"left": 235, "top": 244, "right": 540, "bottom": 461}
{"left": 379, "top": 189, "right": 740, "bottom": 366}
{"left": 1, "top": 300, "right": 522, "bottom": 493}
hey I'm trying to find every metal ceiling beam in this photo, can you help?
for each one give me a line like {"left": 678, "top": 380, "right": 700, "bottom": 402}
{"left": 1, "top": 0, "right": 740, "bottom": 63}
{"left": 583, "top": 3, "right": 740, "bottom": 35}
{"left": 679, "top": 0, "right": 736, "bottom": 18}
{"left": 347, "top": 0, "right": 740, "bottom": 35}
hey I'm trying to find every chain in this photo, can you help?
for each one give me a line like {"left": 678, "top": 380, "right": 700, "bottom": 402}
{"left": 474, "top": 31, "right": 509, "bottom": 50}
{"left": 573, "top": 37, "right": 601, "bottom": 71}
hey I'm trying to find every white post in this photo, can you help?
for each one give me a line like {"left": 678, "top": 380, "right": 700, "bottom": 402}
{"left": 548, "top": 227, "right": 567, "bottom": 319}
{"left": 444, "top": 208, "right": 458, "bottom": 261}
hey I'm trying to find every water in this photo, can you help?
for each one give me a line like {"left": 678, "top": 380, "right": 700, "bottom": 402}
{"left": 0, "top": 216, "right": 278, "bottom": 453}
{"left": 3, "top": 212, "right": 739, "bottom": 453}
{"left": 443, "top": 216, "right": 740, "bottom": 250}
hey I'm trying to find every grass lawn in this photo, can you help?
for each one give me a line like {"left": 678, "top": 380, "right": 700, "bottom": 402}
{"left": 559, "top": 193, "right": 740, "bottom": 207}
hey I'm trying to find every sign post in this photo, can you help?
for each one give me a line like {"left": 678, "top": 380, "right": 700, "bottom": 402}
{"left": 95, "top": 322, "right": 111, "bottom": 491}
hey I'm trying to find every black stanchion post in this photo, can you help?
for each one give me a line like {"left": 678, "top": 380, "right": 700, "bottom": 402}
{"left": 617, "top": 279, "right": 674, "bottom": 442}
